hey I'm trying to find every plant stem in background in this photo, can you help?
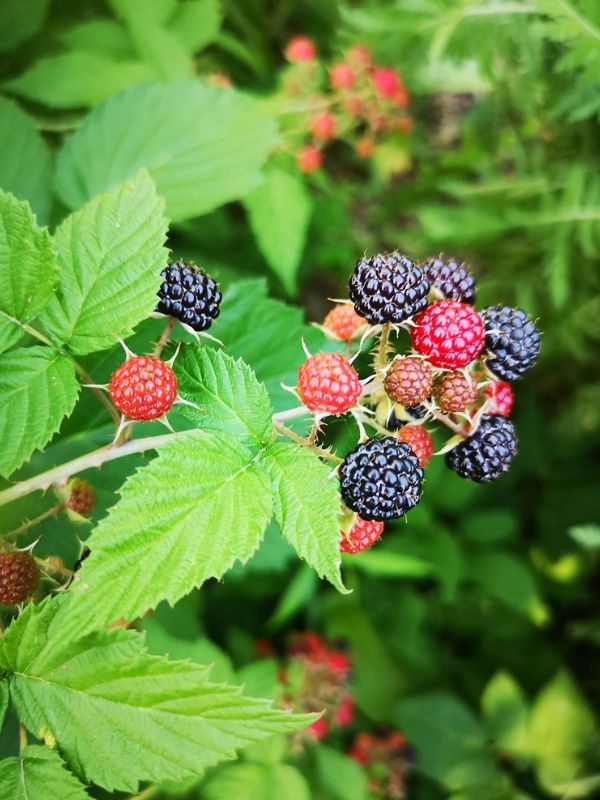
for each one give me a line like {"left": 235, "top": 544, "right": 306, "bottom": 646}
{"left": 4, "top": 503, "right": 66, "bottom": 540}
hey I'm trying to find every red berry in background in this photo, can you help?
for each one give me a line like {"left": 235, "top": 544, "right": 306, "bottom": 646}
{"left": 326, "top": 650, "right": 352, "bottom": 676}
{"left": 434, "top": 370, "right": 478, "bottom": 413}
{"left": 335, "top": 694, "right": 355, "bottom": 726}
{"left": 355, "top": 136, "right": 375, "bottom": 159}
{"left": 297, "top": 144, "right": 322, "bottom": 173}
{"left": 343, "top": 96, "right": 364, "bottom": 117}
{"left": 310, "top": 111, "right": 336, "bottom": 141}
{"left": 285, "top": 36, "right": 316, "bottom": 63}
{"left": 0, "top": 551, "right": 39, "bottom": 604}
{"left": 329, "top": 63, "right": 356, "bottom": 90}
{"left": 485, "top": 380, "right": 514, "bottom": 417}
{"left": 340, "top": 517, "right": 384, "bottom": 554}
{"left": 384, "top": 356, "right": 433, "bottom": 406}
{"left": 397, "top": 425, "right": 434, "bottom": 467}
{"left": 347, "top": 44, "right": 371, "bottom": 67}
{"left": 66, "top": 478, "right": 95, "bottom": 518}
{"left": 323, "top": 304, "right": 365, "bottom": 340}
{"left": 392, "top": 86, "right": 411, "bottom": 108}
{"left": 372, "top": 67, "right": 403, "bottom": 98}
{"left": 307, "top": 718, "right": 328, "bottom": 740}
{"left": 411, "top": 300, "right": 485, "bottom": 369}
{"left": 109, "top": 355, "right": 178, "bottom": 421}
{"left": 298, "top": 352, "right": 362, "bottom": 414}
{"left": 392, "top": 114, "right": 414, "bottom": 133}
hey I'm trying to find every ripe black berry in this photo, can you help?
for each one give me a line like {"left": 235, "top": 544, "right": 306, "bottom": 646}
{"left": 423, "top": 257, "right": 476, "bottom": 304}
{"left": 340, "top": 436, "right": 424, "bottom": 521}
{"left": 481, "top": 305, "right": 541, "bottom": 381}
{"left": 387, "top": 404, "right": 428, "bottom": 430}
{"left": 157, "top": 261, "right": 222, "bottom": 332}
{"left": 349, "top": 252, "right": 430, "bottom": 325}
{"left": 445, "top": 415, "right": 517, "bottom": 482}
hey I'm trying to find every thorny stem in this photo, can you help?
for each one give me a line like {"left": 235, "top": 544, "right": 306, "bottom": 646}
{"left": 429, "top": 409, "right": 468, "bottom": 438}
{"left": 72, "top": 360, "right": 121, "bottom": 424}
{"left": 0, "top": 431, "right": 203, "bottom": 508}
{"left": 272, "top": 405, "right": 309, "bottom": 422}
{"left": 375, "top": 323, "right": 391, "bottom": 372}
{"left": 153, "top": 317, "right": 176, "bottom": 358}
{"left": 273, "top": 420, "right": 342, "bottom": 464}
{"left": 4, "top": 503, "right": 66, "bottom": 540}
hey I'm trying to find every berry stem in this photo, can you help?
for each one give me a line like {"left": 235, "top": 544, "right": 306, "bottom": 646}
{"left": 272, "top": 406, "right": 309, "bottom": 422}
{"left": 273, "top": 420, "right": 342, "bottom": 464}
{"left": 429, "top": 409, "right": 469, "bottom": 437}
{"left": 19, "top": 724, "right": 27, "bottom": 753}
{"left": 0, "top": 431, "right": 204, "bottom": 508}
{"left": 375, "top": 323, "right": 391, "bottom": 372}
{"left": 37, "top": 556, "right": 73, "bottom": 578}
{"left": 72, "top": 360, "right": 121, "bottom": 424}
{"left": 153, "top": 317, "right": 176, "bottom": 358}
{"left": 127, "top": 786, "right": 158, "bottom": 800}
{"left": 3, "top": 503, "right": 66, "bottom": 540}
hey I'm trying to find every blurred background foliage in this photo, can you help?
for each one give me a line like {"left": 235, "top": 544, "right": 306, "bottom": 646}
{"left": 1, "top": 0, "right": 600, "bottom": 798}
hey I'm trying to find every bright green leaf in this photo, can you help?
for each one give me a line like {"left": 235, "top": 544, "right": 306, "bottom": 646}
{"left": 0, "top": 97, "right": 53, "bottom": 222}
{"left": 0, "top": 347, "right": 79, "bottom": 478}
{"left": 244, "top": 165, "right": 312, "bottom": 295}
{"left": 345, "top": 549, "right": 436, "bottom": 578}
{"left": 0, "top": 746, "right": 90, "bottom": 799}
{"left": 263, "top": 440, "right": 346, "bottom": 593}
{"left": 39, "top": 171, "right": 168, "bottom": 354}
{"left": 56, "top": 81, "right": 277, "bottom": 221}
{"left": 315, "top": 746, "right": 370, "bottom": 800}
{"left": 481, "top": 671, "right": 530, "bottom": 760}
{"left": 175, "top": 345, "right": 273, "bottom": 445}
{"left": 57, "top": 432, "right": 272, "bottom": 638}
{"left": 168, "top": 0, "right": 222, "bottom": 52}
{"left": 468, "top": 552, "right": 548, "bottom": 624}
{"left": 0, "top": 600, "right": 314, "bottom": 793}
{"left": 569, "top": 524, "right": 600, "bottom": 551}
{"left": 204, "top": 762, "right": 311, "bottom": 800}
{"left": 0, "top": 190, "right": 58, "bottom": 352}
{"left": 60, "top": 19, "right": 133, "bottom": 57}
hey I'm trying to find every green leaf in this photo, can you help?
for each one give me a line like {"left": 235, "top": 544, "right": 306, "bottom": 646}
{"left": 204, "top": 762, "right": 311, "bottom": 800}
{"left": 314, "top": 746, "right": 370, "bottom": 800}
{"left": 0, "top": 681, "right": 8, "bottom": 730}
{"left": 468, "top": 552, "right": 549, "bottom": 624}
{"left": 175, "top": 346, "right": 273, "bottom": 445}
{"left": 0, "top": 0, "right": 49, "bottom": 53}
{"left": 529, "top": 671, "right": 597, "bottom": 794}
{"left": 56, "top": 81, "right": 277, "bottom": 221}
{"left": 39, "top": 172, "right": 168, "bottom": 354}
{"left": 0, "top": 190, "right": 59, "bottom": 353}
{"left": 4, "top": 51, "right": 156, "bottom": 109}
{"left": 60, "top": 19, "right": 133, "bottom": 57}
{"left": 0, "top": 746, "right": 90, "bottom": 799}
{"left": 569, "top": 524, "right": 600, "bottom": 551}
{"left": 481, "top": 671, "right": 530, "bottom": 760}
{"left": 0, "top": 599, "right": 314, "bottom": 793}
{"left": 57, "top": 432, "right": 272, "bottom": 637}
{"left": 263, "top": 441, "right": 345, "bottom": 592}
{"left": 396, "top": 692, "right": 503, "bottom": 792}
{"left": 168, "top": 0, "right": 223, "bottom": 52}
{"left": 244, "top": 165, "right": 312, "bottom": 295}
{"left": 268, "top": 565, "right": 318, "bottom": 629}
{"left": 0, "top": 97, "right": 53, "bottom": 222}
{"left": 345, "top": 549, "right": 436, "bottom": 578}
{"left": 0, "top": 347, "right": 79, "bottom": 478}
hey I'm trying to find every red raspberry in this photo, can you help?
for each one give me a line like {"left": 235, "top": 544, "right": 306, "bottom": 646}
{"left": 355, "top": 136, "right": 375, "bottom": 159}
{"left": 298, "top": 352, "right": 362, "bottom": 414}
{"left": 109, "top": 355, "right": 178, "bottom": 421}
{"left": 411, "top": 300, "right": 484, "bottom": 369}
{"left": 335, "top": 694, "right": 355, "bottom": 726}
{"left": 0, "top": 551, "right": 39, "bottom": 604}
{"left": 310, "top": 111, "right": 336, "bottom": 141}
{"left": 372, "top": 67, "right": 403, "bottom": 98}
{"left": 326, "top": 650, "right": 352, "bottom": 676}
{"left": 485, "top": 380, "right": 514, "bottom": 417}
{"left": 66, "top": 478, "right": 95, "bottom": 518}
{"left": 285, "top": 36, "right": 316, "bottom": 63}
{"left": 307, "top": 718, "right": 328, "bottom": 739}
{"left": 397, "top": 425, "right": 433, "bottom": 467}
{"left": 323, "top": 304, "right": 365, "bottom": 340}
{"left": 384, "top": 356, "right": 433, "bottom": 406}
{"left": 340, "top": 517, "right": 384, "bottom": 554}
{"left": 434, "top": 370, "right": 478, "bottom": 413}
{"left": 297, "top": 144, "right": 322, "bottom": 173}
{"left": 347, "top": 44, "right": 371, "bottom": 67}
{"left": 329, "top": 63, "right": 356, "bottom": 90}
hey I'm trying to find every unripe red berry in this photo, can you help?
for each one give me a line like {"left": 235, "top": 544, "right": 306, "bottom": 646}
{"left": 340, "top": 517, "right": 384, "bottom": 554}
{"left": 347, "top": 44, "right": 371, "bottom": 67}
{"left": 66, "top": 478, "right": 95, "bottom": 518}
{"left": 310, "top": 111, "right": 336, "bottom": 141}
{"left": 485, "top": 380, "right": 514, "bottom": 417}
{"left": 285, "top": 36, "right": 316, "bottom": 63}
{"left": 329, "top": 63, "right": 356, "bottom": 90}
{"left": 335, "top": 694, "right": 355, "bottom": 726}
{"left": 392, "top": 85, "right": 410, "bottom": 108}
{"left": 355, "top": 136, "right": 375, "bottom": 159}
{"left": 109, "top": 355, "right": 178, "bottom": 421}
{"left": 384, "top": 356, "right": 433, "bottom": 406}
{"left": 298, "top": 352, "right": 362, "bottom": 414}
{"left": 372, "top": 67, "right": 403, "bottom": 98}
{"left": 343, "top": 96, "right": 364, "bottom": 118}
{"left": 434, "top": 371, "right": 478, "bottom": 413}
{"left": 297, "top": 144, "right": 322, "bottom": 173}
{"left": 0, "top": 551, "right": 39, "bottom": 604}
{"left": 308, "top": 718, "right": 328, "bottom": 739}
{"left": 323, "top": 304, "right": 365, "bottom": 340}
{"left": 397, "top": 425, "right": 434, "bottom": 467}
{"left": 411, "top": 301, "right": 484, "bottom": 369}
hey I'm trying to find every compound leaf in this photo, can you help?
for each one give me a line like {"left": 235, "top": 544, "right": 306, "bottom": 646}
{"left": 56, "top": 81, "right": 277, "bottom": 221}
{"left": 263, "top": 441, "right": 346, "bottom": 593}
{"left": 39, "top": 171, "right": 168, "bottom": 354}
{"left": 0, "top": 746, "right": 90, "bottom": 800}
{"left": 0, "top": 347, "right": 79, "bottom": 478}
{"left": 175, "top": 345, "right": 273, "bottom": 445}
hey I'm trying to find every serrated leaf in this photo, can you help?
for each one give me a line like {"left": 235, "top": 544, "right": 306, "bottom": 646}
{"left": 168, "top": 0, "right": 222, "bottom": 52}
{"left": 0, "top": 0, "right": 49, "bottom": 54}
{"left": 263, "top": 441, "right": 346, "bottom": 593}
{"left": 0, "top": 347, "right": 79, "bottom": 478}
{"left": 0, "top": 190, "right": 59, "bottom": 352}
{"left": 244, "top": 165, "right": 312, "bottom": 295}
{"left": 56, "top": 81, "right": 278, "bottom": 221}
{"left": 0, "top": 746, "right": 90, "bottom": 800}
{"left": 57, "top": 433, "right": 272, "bottom": 638}
{"left": 0, "top": 97, "right": 53, "bottom": 222}
{"left": 0, "top": 600, "right": 314, "bottom": 793}
{"left": 175, "top": 345, "right": 273, "bottom": 445}
{"left": 38, "top": 171, "right": 168, "bottom": 354}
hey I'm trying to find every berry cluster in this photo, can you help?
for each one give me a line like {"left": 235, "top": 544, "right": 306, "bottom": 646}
{"left": 280, "top": 633, "right": 354, "bottom": 741}
{"left": 349, "top": 728, "right": 413, "bottom": 799}
{"left": 291, "top": 251, "right": 540, "bottom": 550}
{"left": 282, "top": 38, "right": 412, "bottom": 172}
